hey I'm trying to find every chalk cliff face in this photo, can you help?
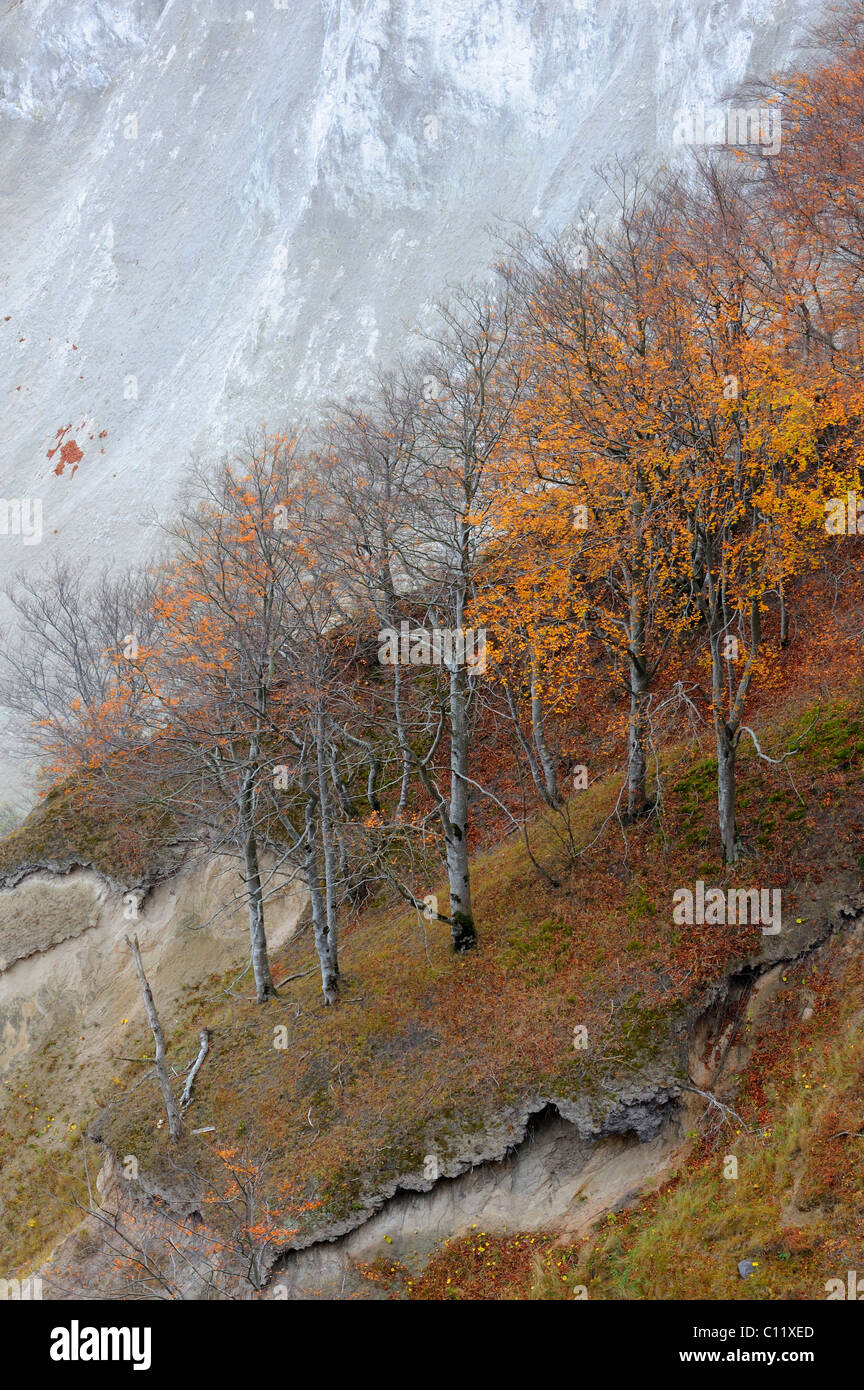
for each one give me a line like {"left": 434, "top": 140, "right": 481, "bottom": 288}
{"left": 0, "top": 0, "right": 824, "bottom": 794}
{"left": 0, "top": 853, "right": 306, "bottom": 1075}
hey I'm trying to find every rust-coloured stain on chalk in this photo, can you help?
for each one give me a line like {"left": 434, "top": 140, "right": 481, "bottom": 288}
{"left": 46, "top": 425, "right": 83, "bottom": 476}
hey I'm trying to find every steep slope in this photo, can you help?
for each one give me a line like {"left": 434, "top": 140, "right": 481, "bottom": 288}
{"left": 2, "top": 665, "right": 863, "bottom": 1296}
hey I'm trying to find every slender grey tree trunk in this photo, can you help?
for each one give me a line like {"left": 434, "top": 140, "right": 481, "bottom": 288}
{"left": 625, "top": 580, "right": 650, "bottom": 820}
{"left": 715, "top": 716, "right": 740, "bottom": 864}
{"left": 240, "top": 791, "right": 276, "bottom": 1002}
{"left": 709, "top": 626, "right": 741, "bottom": 864}
{"left": 446, "top": 658, "right": 476, "bottom": 951}
{"left": 180, "top": 1029, "right": 211, "bottom": 1111}
{"left": 530, "top": 659, "right": 559, "bottom": 806}
{"left": 126, "top": 934, "right": 182, "bottom": 1141}
{"left": 504, "top": 680, "right": 546, "bottom": 804}
{"left": 712, "top": 586, "right": 760, "bottom": 864}
{"left": 779, "top": 578, "right": 789, "bottom": 648}
{"left": 627, "top": 671, "right": 649, "bottom": 821}
{"left": 393, "top": 661, "right": 412, "bottom": 816}
{"left": 303, "top": 791, "right": 339, "bottom": 1005}
{"left": 316, "top": 705, "right": 340, "bottom": 978}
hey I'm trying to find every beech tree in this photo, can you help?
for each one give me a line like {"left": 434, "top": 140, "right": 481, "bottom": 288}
{"left": 506, "top": 181, "right": 692, "bottom": 821}
{"left": 657, "top": 163, "right": 838, "bottom": 860}
{"left": 470, "top": 475, "right": 595, "bottom": 820}
{"left": 259, "top": 539, "right": 354, "bottom": 1007}
{"left": 758, "top": 1, "right": 864, "bottom": 374}
{"left": 317, "top": 373, "right": 424, "bottom": 820}
{"left": 394, "top": 284, "right": 526, "bottom": 950}
{"left": 122, "top": 433, "right": 312, "bottom": 1003}
{"left": 0, "top": 557, "right": 161, "bottom": 779}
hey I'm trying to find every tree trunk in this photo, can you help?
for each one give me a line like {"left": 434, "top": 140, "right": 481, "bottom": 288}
{"left": 779, "top": 578, "right": 789, "bottom": 648}
{"left": 530, "top": 659, "right": 559, "bottom": 806}
{"left": 630, "top": 678, "right": 650, "bottom": 817}
{"left": 504, "top": 679, "right": 549, "bottom": 806}
{"left": 710, "top": 624, "right": 741, "bottom": 864}
{"left": 303, "top": 793, "right": 339, "bottom": 1004}
{"left": 713, "top": 590, "right": 759, "bottom": 864}
{"left": 316, "top": 705, "right": 340, "bottom": 978}
{"left": 393, "top": 660, "right": 412, "bottom": 817}
{"left": 715, "top": 717, "right": 740, "bottom": 864}
{"left": 126, "top": 934, "right": 182, "bottom": 1141}
{"left": 241, "top": 810, "right": 276, "bottom": 1003}
{"left": 625, "top": 576, "right": 650, "bottom": 820}
{"left": 447, "top": 660, "right": 477, "bottom": 951}
{"left": 180, "top": 1029, "right": 211, "bottom": 1111}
